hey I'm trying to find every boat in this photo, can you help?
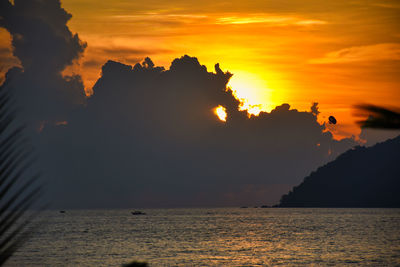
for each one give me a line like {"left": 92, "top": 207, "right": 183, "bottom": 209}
{"left": 131, "top": 211, "right": 146, "bottom": 215}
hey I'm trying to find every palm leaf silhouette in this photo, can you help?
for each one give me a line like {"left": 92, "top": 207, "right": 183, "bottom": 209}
{"left": 355, "top": 104, "right": 400, "bottom": 129}
{"left": 0, "top": 85, "right": 41, "bottom": 265}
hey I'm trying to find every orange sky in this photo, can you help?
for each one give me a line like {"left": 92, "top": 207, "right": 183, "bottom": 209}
{"left": 1, "top": 0, "right": 399, "bottom": 139}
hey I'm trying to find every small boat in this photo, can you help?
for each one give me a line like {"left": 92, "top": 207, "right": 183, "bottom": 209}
{"left": 131, "top": 211, "right": 146, "bottom": 215}
{"left": 59, "top": 210, "right": 66, "bottom": 213}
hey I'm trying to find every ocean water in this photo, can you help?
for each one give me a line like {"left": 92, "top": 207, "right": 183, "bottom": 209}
{"left": 5, "top": 208, "right": 400, "bottom": 266}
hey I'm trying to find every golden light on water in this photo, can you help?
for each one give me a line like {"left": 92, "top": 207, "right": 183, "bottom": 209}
{"left": 214, "top": 105, "right": 227, "bottom": 122}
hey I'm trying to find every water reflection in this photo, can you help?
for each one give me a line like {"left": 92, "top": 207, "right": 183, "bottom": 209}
{"left": 6, "top": 208, "right": 400, "bottom": 266}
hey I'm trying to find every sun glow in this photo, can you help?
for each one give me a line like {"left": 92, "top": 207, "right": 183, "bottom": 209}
{"left": 227, "top": 70, "right": 275, "bottom": 117}
{"left": 214, "top": 105, "right": 227, "bottom": 122}
{"left": 34, "top": 0, "right": 400, "bottom": 139}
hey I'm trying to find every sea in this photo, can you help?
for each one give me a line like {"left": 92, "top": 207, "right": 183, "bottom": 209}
{"left": 5, "top": 208, "right": 400, "bottom": 266}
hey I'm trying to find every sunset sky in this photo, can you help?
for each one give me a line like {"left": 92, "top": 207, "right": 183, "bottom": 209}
{"left": 1, "top": 5, "right": 400, "bottom": 266}
{"left": 1, "top": 0, "right": 400, "bottom": 207}
{"left": 61, "top": 0, "right": 399, "bottom": 137}
{"left": 1, "top": 0, "right": 399, "bottom": 138}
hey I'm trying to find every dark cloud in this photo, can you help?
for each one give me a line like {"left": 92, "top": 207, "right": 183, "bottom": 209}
{"left": 0, "top": 0, "right": 86, "bottom": 129}
{"left": 0, "top": 0, "right": 360, "bottom": 208}
{"left": 0, "top": 44, "right": 20, "bottom": 86}
{"left": 0, "top": 0, "right": 86, "bottom": 73}
{"left": 310, "top": 102, "right": 320, "bottom": 116}
{"left": 35, "top": 55, "right": 357, "bottom": 208}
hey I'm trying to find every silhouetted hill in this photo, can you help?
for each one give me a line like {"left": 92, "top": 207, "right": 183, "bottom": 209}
{"left": 279, "top": 135, "right": 400, "bottom": 207}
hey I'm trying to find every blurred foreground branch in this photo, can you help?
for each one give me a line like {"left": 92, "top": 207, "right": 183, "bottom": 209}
{"left": 355, "top": 104, "right": 400, "bottom": 129}
{"left": 0, "top": 85, "right": 41, "bottom": 265}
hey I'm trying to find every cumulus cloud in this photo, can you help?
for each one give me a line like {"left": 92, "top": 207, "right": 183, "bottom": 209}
{"left": 33, "top": 55, "right": 358, "bottom": 208}
{"left": 1, "top": 0, "right": 359, "bottom": 208}
{"left": 0, "top": 0, "right": 87, "bottom": 129}
{"left": 309, "top": 43, "right": 400, "bottom": 64}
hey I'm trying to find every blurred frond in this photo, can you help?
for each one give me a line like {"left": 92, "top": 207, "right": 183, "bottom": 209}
{"left": 0, "top": 85, "right": 41, "bottom": 265}
{"left": 354, "top": 104, "right": 400, "bottom": 129}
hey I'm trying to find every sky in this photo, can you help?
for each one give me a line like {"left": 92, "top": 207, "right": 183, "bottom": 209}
{"left": 34, "top": 0, "right": 400, "bottom": 138}
{"left": 1, "top": 0, "right": 400, "bottom": 138}
{"left": 0, "top": 0, "right": 399, "bottom": 208}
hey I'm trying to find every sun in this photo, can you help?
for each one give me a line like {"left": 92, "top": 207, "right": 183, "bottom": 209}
{"left": 227, "top": 70, "right": 276, "bottom": 116}
{"left": 214, "top": 105, "right": 227, "bottom": 122}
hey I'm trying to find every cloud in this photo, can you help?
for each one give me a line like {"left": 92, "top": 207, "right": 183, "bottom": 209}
{"left": 98, "top": 47, "right": 173, "bottom": 56}
{"left": 215, "top": 15, "right": 327, "bottom": 26}
{"left": 372, "top": 3, "right": 400, "bottom": 9}
{"left": 0, "top": 0, "right": 87, "bottom": 128}
{"left": 109, "top": 12, "right": 327, "bottom": 28}
{"left": 32, "top": 55, "right": 358, "bottom": 208}
{"left": 111, "top": 14, "right": 208, "bottom": 20}
{"left": 295, "top": 19, "right": 327, "bottom": 26}
{"left": 83, "top": 46, "right": 173, "bottom": 67}
{"left": 108, "top": 13, "right": 208, "bottom": 26}
{"left": 309, "top": 43, "right": 400, "bottom": 64}
{"left": 0, "top": 28, "right": 20, "bottom": 85}
{"left": 0, "top": 0, "right": 86, "bottom": 73}
{"left": 0, "top": 0, "right": 359, "bottom": 208}
{"left": 82, "top": 59, "right": 105, "bottom": 68}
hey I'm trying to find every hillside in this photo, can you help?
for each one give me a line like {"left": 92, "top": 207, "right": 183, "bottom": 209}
{"left": 279, "top": 135, "right": 400, "bottom": 207}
